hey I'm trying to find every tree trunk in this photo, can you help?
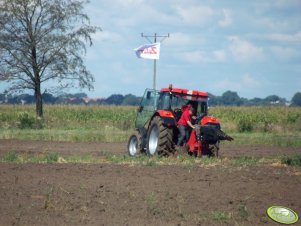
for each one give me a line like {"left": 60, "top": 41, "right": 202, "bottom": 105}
{"left": 35, "top": 81, "right": 43, "bottom": 118}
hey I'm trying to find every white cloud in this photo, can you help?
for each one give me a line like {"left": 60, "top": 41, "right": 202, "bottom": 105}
{"left": 228, "top": 36, "right": 264, "bottom": 61}
{"left": 113, "top": 0, "right": 144, "bottom": 7}
{"left": 91, "top": 31, "right": 122, "bottom": 43}
{"left": 174, "top": 5, "right": 214, "bottom": 26}
{"left": 271, "top": 46, "right": 299, "bottom": 60}
{"left": 181, "top": 51, "right": 207, "bottom": 63}
{"left": 214, "top": 74, "right": 261, "bottom": 93}
{"left": 179, "top": 49, "right": 227, "bottom": 63}
{"left": 218, "top": 9, "right": 232, "bottom": 27}
{"left": 241, "top": 74, "right": 260, "bottom": 87}
{"left": 214, "top": 78, "right": 240, "bottom": 92}
{"left": 266, "top": 31, "right": 301, "bottom": 43}
{"left": 212, "top": 50, "right": 226, "bottom": 61}
{"left": 254, "top": 0, "right": 301, "bottom": 14}
{"left": 166, "top": 32, "right": 205, "bottom": 47}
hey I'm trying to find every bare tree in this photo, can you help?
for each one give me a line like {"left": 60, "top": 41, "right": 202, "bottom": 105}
{"left": 0, "top": 0, "right": 100, "bottom": 117}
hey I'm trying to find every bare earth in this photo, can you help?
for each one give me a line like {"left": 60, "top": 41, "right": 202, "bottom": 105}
{"left": 0, "top": 139, "right": 301, "bottom": 226}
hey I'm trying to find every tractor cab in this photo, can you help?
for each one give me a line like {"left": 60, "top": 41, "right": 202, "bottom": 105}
{"left": 158, "top": 86, "right": 209, "bottom": 122}
{"left": 135, "top": 85, "right": 209, "bottom": 129}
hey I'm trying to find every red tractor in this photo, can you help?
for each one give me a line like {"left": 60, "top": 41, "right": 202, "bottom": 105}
{"left": 127, "top": 85, "right": 233, "bottom": 157}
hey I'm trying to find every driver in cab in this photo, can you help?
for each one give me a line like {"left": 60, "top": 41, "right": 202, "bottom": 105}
{"left": 176, "top": 104, "right": 196, "bottom": 146}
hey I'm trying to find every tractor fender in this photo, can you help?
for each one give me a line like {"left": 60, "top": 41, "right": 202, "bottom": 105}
{"left": 201, "top": 116, "right": 220, "bottom": 127}
{"left": 151, "top": 110, "right": 176, "bottom": 127}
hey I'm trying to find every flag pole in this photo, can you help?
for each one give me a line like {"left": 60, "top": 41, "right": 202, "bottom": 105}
{"left": 141, "top": 33, "right": 169, "bottom": 91}
{"left": 153, "top": 33, "right": 157, "bottom": 90}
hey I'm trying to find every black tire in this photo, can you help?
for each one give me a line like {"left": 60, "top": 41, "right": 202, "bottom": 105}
{"left": 127, "top": 133, "right": 142, "bottom": 156}
{"left": 209, "top": 141, "right": 219, "bottom": 157}
{"left": 146, "top": 116, "right": 175, "bottom": 156}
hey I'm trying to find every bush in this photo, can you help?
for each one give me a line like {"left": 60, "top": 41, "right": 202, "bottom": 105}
{"left": 17, "top": 112, "right": 43, "bottom": 129}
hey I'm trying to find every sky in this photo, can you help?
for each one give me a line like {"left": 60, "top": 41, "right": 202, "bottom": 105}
{"left": 2, "top": 0, "right": 301, "bottom": 100}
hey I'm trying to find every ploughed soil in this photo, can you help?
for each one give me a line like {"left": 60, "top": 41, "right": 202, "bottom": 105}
{"left": 0, "top": 139, "right": 301, "bottom": 225}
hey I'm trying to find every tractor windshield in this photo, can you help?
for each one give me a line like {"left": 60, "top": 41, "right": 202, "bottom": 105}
{"left": 158, "top": 92, "right": 208, "bottom": 116}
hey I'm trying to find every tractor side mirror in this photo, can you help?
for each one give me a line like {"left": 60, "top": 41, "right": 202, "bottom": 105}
{"left": 146, "top": 91, "right": 152, "bottom": 99}
{"left": 138, "top": 106, "right": 144, "bottom": 112}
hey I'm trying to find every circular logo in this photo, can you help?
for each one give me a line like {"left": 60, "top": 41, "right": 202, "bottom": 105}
{"left": 267, "top": 206, "right": 299, "bottom": 224}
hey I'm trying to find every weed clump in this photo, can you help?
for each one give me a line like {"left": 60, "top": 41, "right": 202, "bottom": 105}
{"left": 45, "top": 152, "right": 59, "bottom": 163}
{"left": 3, "top": 151, "right": 18, "bottom": 162}
{"left": 281, "top": 155, "right": 301, "bottom": 166}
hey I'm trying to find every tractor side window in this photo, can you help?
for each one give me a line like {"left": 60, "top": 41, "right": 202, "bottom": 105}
{"left": 198, "top": 101, "right": 208, "bottom": 115}
{"left": 158, "top": 93, "right": 170, "bottom": 110}
{"left": 170, "top": 95, "right": 187, "bottom": 110}
{"left": 140, "top": 89, "right": 159, "bottom": 109}
{"left": 135, "top": 89, "right": 159, "bottom": 128}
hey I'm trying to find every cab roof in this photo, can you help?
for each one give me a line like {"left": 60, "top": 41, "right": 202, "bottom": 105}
{"left": 161, "top": 87, "right": 208, "bottom": 98}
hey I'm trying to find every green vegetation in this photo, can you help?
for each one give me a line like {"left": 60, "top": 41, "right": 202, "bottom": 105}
{"left": 0, "top": 105, "right": 301, "bottom": 147}
{"left": 145, "top": 192, "right": 160, "bottom": 216}
{"left": 2, "top": 151, "right": 58, "bottom": 164}
{"left": 238, "top": 200, "right": 249, "bottom": 220}
{"left": 45, "top": 153, "right": 59, "bottom": 163}
{"left": 3, "top": 151, "right": 18, "bottom": 162}
{"left": 2, "top": 151, "right": 300, "bottom": 168}
{"left": 231, "top": 156, "right": 260, "bottom": 167}
{"left": 228, "top": 133, "right": 301, "bottom": 148}
{"left": 281, "top": 155, "right": 301, "bottom": 166}
{"left": 0, "top": 105, "right": 136, "bottom": 142}
{"left": 209, "top": 211, "right": 233, "bottom": 222}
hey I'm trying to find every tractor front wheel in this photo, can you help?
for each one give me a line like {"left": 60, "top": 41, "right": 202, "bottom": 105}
{"left": 127, "top": 133, "right": 141, "bottom": 156}
{"left": 146, "top": 116, "right": 174, "bottom": 156}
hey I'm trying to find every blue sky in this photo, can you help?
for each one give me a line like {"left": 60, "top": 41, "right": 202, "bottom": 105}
{"left": 2, "top": 0, "right": 301, "bottom": 100}
{"left": 83, "top": 0, "right": 301, "bottom": 100}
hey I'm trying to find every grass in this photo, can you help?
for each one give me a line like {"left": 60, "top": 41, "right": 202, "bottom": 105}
{"left": 0, "top": 128, "right": 131, "bottom": 142}
{"left": 198, "top": 200, "right": 250, "bottom": 224}
{"left": 238, "top": 200, "right": 249, "bottom": 220}
{"left": 3, "top": 151, "right": 18, "bottom": 162}
{"left": 231, "top": 156, "right": 260, "bottom": 167}
{"left": 228, "top": 132, "right": 301, "bottom": 148}
{"left": 44, "top": 186, "right": 54, "bottom": 209}
{"left": 281, "top": 155, "right": 301, "bottom": 166}
{"left": 145, "top": 192, "right": 160, "bottom": 216}
{"left": 2, "top": 151, "right": 60, "bottom": 164}
{"left": 198, "top": 210, "right": 240, "bottom": 224}
{"left": 2, "top": 151, "right": 300, "bottom": 167}
{"left": 45, "top": 152, "right": 59, "bottom": 163}
{"left": 210, "top": 211, "right": 233, "bottom": 222}
{"left": 0, "top": 105, "right": 301, "bottom": 147}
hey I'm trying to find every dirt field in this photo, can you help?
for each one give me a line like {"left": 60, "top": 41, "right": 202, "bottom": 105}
{"left": 0, "top": 139, "right": 301, "bottom": 226}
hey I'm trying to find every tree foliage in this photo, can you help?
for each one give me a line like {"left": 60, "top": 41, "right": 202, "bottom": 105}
{"left": 0, "top": 0, "right": 99, "bottom": 117}
{"left": 291, "top": 92, "right": 301, "bottom": 107}
{"left": 1, "top": 91, "right": 300, "bottom": 107}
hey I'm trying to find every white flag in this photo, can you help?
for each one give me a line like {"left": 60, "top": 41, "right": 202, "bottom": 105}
{"left": 134, "top": 42, "right": 161, "bottom": 60}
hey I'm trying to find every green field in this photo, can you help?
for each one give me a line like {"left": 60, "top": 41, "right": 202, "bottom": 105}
{"left": 0, "top": 105, "right": 301, "bottom": 147}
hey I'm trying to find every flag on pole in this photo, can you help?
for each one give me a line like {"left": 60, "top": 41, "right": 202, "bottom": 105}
{"left": 134, "top": 42, "right": 161, "bottom": 60}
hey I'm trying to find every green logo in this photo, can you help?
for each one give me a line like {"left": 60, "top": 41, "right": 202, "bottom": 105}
{"left": 267, "top": 206, "right": 299, "bottom": 224}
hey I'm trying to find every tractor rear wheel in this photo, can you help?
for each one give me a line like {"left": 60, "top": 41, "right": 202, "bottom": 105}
{"left": 146, "top": 116, "right": 174, "bottom": 156}
{"left": 127, "top": 133, "right": 142, "bottom": 156}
